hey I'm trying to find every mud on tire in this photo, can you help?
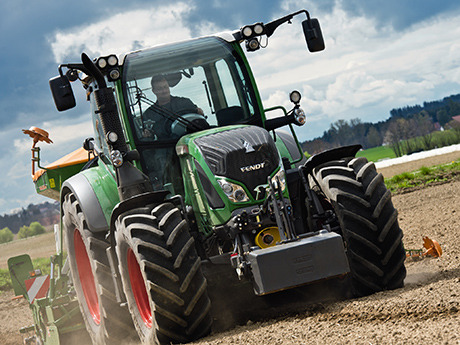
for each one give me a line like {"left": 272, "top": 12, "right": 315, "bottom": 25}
{"left": 62, "top": 193, "right": 137, "bottom": 345}
{"left": 115, "top": 202, "right": 212, "bottom": 345}
{"left": 311, "top": 157, "right": 406, "bottom": 297}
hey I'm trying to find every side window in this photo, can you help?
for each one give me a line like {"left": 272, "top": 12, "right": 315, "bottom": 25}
{"left": 215, "top": 60, "right": 240, "bottom": 108}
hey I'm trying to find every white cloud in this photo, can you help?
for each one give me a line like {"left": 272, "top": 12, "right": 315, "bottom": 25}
{"left": 49, "top": 3, "right": 195, "bottom": 62}
{"left": 41, "top": 118, "right": 93, "bottom": 146}
{"left": 242, "top": 4, "right": 460, "bottom": 139}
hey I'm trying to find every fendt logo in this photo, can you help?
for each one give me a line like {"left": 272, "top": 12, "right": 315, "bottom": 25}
{"left": 243, "top": 140, "right": 255, "bottom": 153}
{"left": 240, "top": 162, "right": 266, "bottom": 173}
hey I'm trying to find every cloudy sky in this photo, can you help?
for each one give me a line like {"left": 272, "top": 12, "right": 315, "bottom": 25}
{"left": 1, "top": 0, "right": 460, "bottom": 215}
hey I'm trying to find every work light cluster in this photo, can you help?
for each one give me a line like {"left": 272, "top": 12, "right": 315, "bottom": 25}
{"left": 240, "top": 22, "right": 266, "bottom": 52}
{"left": 96, "top": 54, "right": 120, "bottom": 81}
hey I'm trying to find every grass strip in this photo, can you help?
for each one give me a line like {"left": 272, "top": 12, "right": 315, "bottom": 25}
{"left": 385, "top": 158, "right": 460, "bottom": 194}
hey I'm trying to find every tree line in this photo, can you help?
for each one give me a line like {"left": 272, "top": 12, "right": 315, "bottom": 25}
{"left": 0, "top": 221, "right": 47, "bottom": 244}
{"left": 302, "top": 93, "right": 460, "bottom": 156}
{"left": 0, "top": 201, "right": 59, "bottom": 233}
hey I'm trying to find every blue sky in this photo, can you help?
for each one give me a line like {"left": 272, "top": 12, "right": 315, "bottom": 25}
{"left": 1, "top": 0, "right": 460, "bottom": 214}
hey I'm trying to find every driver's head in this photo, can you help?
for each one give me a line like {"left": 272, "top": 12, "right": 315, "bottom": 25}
{"left": 151, "top": 75, "right": 171, "bottom": 105}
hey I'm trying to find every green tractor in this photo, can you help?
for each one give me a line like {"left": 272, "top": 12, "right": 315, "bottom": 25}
{"left": 10, "top": 9, "right": 406, "bottom": 345}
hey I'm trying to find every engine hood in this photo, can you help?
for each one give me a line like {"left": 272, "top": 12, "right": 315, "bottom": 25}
{"left": 178, "top": 125, "right": 281, "bottom": 199}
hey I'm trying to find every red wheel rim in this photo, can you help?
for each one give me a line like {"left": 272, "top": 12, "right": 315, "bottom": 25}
{"left": 127, "top": 248, "right": 152, "bottom": 328}
{"left": 74, "top": 229, "right": 101, "bottom": 325}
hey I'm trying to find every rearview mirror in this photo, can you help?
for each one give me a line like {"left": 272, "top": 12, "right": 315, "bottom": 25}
{"left": 302, "top": 18, "right": 325, "bottom": 52}
{"left": 49, "top": 75, "right": 76, "bottom": 111}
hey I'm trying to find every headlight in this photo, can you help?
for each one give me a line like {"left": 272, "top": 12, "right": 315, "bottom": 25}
{"left": 289, "top": 90, "right": 301, "bottom": 104}
{"left": 242, "top": 26, "right": 253, "bottom": 38}
{"left": 107, "top": 131, "right": 118, "bottom": 143}
{"left": 246, "top": 38, "right": 260, "bottom": 51}
{"left": 217, "top": 179, "right": 250, "bottom": 203}
{"left": 253, "top": 23, "right": 265, "bottom": 35}
{"left": 109, "top": 69, "right": 120, "bottom": 80}
{"left": 97, "top": 57, "right": 107, "bottom": 69}
{"left": 107, "top": 54, "right": 118, "bottom": 66}
{"left": 110, "top": 150, "right": 123, "bottom": 167}
{"left": 294, "top": 108, "right": 306, "bottom": 126}
{"left": 271, "top": 168, "right": 286, "bottom": 192}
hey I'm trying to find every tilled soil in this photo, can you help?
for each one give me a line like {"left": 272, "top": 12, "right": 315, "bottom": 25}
{"left": 190, "top": 179, "right": 460, "bottom": 345}
{"left": 1, "top": 154, "right": 459, "bottom": 345}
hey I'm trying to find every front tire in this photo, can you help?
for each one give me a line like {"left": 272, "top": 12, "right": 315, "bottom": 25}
{"left": 115, "top": 202, "right": 212, "bottom": 344}
{"left": 62, "top": 193, "right": 137, "bottom": 345}
{"left": 311, "top": 157, "right": 406, "bottom": 296}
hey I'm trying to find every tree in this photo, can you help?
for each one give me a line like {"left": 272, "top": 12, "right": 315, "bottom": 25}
{"left": 330, "top": 119, "right": 352, "bottom": 146}
{"left": 384, "top": 119, "right": 406, "bottom": 157}
{"left": 0, "top": 227, "right": 14, "bottom": 244}
{"left": 448, "top": 119, "right": 460, "bottom": 142}
{"left": 17, "top": 225, "right": 31, "bottom": 239}
{"left": 17, "top": 222, "right": 46, "bottom": 239}
{"left": 437, "top": 109, "right": 451, "bottom": 127}
{"left": 365, "top": 126, "right": 382, "bottom": 148}
{"left": 29, "top": 221, "right": 46, "bottom": 236}
{"left": 416, "top": 112, "right": 434, "bottom": 150}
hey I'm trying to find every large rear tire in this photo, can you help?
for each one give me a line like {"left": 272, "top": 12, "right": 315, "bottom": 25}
{"left": 62, "top": 193, "right": 137, "bottom": 345}
{"left": 115, "top": 202, "right": 212, "bottom": 344}
{"left": 311, "top": 157, "right": 406, "bottom": 296}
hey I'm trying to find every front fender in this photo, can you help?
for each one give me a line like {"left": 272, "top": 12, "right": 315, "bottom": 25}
{"left": 303, "top": 144, "right": 362, "bottom": 174}
{"left": 61, "top": 167, "right": 119, "bottom": 233}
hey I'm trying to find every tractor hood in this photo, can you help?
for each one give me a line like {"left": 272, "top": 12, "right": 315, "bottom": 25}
{"left": 177, "top": 125, "right": 282, "bottom": 200}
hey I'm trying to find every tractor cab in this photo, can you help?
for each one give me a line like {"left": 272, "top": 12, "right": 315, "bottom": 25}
{"left": 120, "top": 36, "right": 262, "bottom": 192}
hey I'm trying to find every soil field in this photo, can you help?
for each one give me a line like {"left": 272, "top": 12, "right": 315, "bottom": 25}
{"left": 1, "top": 153, "right": 459, "bottom": 344}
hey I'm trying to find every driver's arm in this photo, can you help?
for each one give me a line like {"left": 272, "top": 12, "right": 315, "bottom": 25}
{"left": 173, "top": 96, "right": 203, "bottom": 116}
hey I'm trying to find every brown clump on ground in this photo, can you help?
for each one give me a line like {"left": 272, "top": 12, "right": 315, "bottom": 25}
{"left": 1, "top": 153, "right": 459, "bottom": 344}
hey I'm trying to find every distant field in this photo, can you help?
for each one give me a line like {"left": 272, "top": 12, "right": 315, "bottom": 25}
{"left": 0, "top": 232, "right": 57, "bottom": 269}
{"left": 356, "top": 145, "right": 396, "bottom": 162}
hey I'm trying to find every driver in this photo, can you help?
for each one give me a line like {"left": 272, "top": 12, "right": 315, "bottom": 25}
{"left": 142, "top": 75, "right": 204, "bottom": 138}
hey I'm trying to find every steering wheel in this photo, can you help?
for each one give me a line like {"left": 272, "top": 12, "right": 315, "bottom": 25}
{"left": 170, "top": 113, "right": 209, "bottom": 136}
{"left": 144, "top": 119, "right": 155, "bottom": 131}
{"left": 142, "top": 119, "right": 158, "bottom": 140}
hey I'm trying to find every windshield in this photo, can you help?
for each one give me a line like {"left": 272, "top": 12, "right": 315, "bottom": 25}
{"left": 122, "top": 37, "right": 259, "bottom": 143}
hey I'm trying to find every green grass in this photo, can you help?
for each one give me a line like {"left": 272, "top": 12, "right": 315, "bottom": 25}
{"left": 385, "top": 159, "right": 460, "bottom": 194}
{"left": 356, "top": 146, "right": 396, "bottom": 162}
{"left": 0, "top": 257, "right": 51, "bottom": 292}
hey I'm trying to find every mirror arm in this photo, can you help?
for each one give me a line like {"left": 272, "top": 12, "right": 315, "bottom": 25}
{"left": 58, "top": 63, "right": 91, "bottom": 78}
{"left": 265, "top": 9, "right": 311, "bottom": 37}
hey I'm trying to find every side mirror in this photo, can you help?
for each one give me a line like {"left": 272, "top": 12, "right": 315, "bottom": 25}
{"left": 49, "top": 75, "right": 76, "bottom": 111}
{"left": 302, "top": 18, "right": 325, "bottom": 52}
